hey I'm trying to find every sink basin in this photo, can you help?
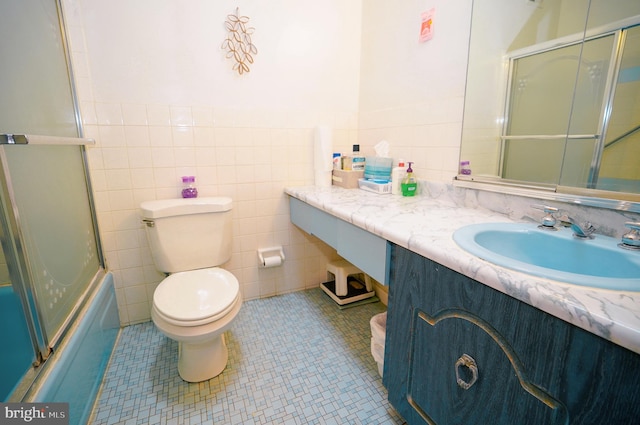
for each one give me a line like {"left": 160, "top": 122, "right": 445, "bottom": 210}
{"left": 453, "top": 222, "right": 640, "bottom": 291}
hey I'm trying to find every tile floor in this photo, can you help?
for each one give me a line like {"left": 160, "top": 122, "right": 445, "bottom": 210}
{"left": 89, "top": 289, "right": 405, "bottom": 425}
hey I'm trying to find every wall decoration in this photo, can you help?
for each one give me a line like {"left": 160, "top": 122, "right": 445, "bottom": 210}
{"left": 419, "top": 8, "right": 435, "bottom": 43}
{"left": 222, "top": 8, "right": 258, "bottom": 75}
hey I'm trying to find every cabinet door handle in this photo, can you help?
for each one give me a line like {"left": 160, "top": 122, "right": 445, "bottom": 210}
{"left": 455, "top": 354, "right": 478, "bottom": 390}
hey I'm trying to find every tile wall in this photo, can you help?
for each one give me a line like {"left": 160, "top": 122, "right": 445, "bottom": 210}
{"left": 84, "top": 104, "right": 359, "bottom": 324}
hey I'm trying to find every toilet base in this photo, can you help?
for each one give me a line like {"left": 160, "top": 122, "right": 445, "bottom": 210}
{"left": 178, "top": 333, "right": 229, "bottom": 382}
{"left": 152, "top": 289, "right": 242, "bottom": 383}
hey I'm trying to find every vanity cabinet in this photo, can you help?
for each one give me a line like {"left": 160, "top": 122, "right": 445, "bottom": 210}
{"left": 289, "top": 197, "right": 389, "bottom": 284}
{"left": 384, "top": 244, "right": 640, "bottom": 425}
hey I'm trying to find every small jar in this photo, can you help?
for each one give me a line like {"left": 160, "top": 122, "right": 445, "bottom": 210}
{"left": 460, "top": 161, "right": 472, "bottom": 175}
{"left": 181, "top": 176, "right": 198, "bottom": 198}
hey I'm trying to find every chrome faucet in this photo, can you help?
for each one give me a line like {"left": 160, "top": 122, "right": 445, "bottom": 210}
{"left": 532, "top": 205, "right": 559, "bottom": 230}
{"left": 561, "top": 216, "right": 596, "bottom": 239}
{"left": 532, "top": 205, "right": 597, "bottom": 239}
{"left": 620, "top": 222, "right": 640, "bottom": 250}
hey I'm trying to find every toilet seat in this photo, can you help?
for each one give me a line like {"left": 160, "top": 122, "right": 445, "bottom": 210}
{"left": 153, "top": 267, "right": 239, "bottom": 327}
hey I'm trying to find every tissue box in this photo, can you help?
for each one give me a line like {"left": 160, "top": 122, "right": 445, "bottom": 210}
{"left": 364, "top": 157, "right": 393, "bottom": 180}
{"left": 332, "top": 170, "right": 364, "bottom": 188}
{"left": 358, "top": 178, "right": 392, "bottom": 194}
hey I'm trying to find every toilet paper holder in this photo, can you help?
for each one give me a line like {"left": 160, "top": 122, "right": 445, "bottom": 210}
{"left": 257, "top": 246, "right": 285, "bottom": 267}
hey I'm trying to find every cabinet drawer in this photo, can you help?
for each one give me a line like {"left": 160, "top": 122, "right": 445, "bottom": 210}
{"left": 289, "top": 197, "right": 337, "bottom": 248}
{"left": 337, "top": 220, "right": 389, "bottom": 284}
{"left": 289, "top": 196, "right": 389, "bottom": 285}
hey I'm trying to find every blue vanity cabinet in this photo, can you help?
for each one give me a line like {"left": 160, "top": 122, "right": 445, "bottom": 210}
{"left": 289, "top": 197, "right": 389, "bottom": 284}
{"left": 384, "top": 244, "right": 640, "bottom": 425}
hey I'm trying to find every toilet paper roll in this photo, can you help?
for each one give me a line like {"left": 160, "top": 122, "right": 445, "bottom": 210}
{"left": 262, "top": 256, "right": 282, "bottom": 268}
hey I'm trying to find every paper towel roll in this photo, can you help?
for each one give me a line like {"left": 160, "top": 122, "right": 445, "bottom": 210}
{"left": 314, "top": 170, "right": 332, "bottom": 188}
{"left": 262, "top": 256, "right": 282, "bottom": 268}
{"left": 314, "top": 126, "right": 333, "bottom": 187}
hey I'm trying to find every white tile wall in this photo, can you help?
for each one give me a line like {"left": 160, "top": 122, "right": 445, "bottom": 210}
{"left": 81, "top": 106, "right": 355, "bottom": 325}
{"left": 356, "top": 0, "right": 471, "bottom": 181}
{"left": 357, "top": 98, "right": 465, "bottom": 182}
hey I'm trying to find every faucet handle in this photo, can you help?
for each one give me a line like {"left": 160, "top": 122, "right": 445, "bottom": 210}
{"left": 620, "top": 222, "right": 640, "bottom": 250}
{"left": 624, "top": 222, "right": 640, "bottom": 231}
{"left": 531, "top": 204, "right": 559, "bottom": 229}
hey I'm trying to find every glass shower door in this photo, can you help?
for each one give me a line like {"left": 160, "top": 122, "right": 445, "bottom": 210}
{"left": 597, "top": 25, "right": 640, "bottom": 193}
{"left": 502, "top": 34, "right": 615, "bottom": 186}
{"left": 559, "top": 34, "right": 616, "bottom": 188}
{"left": 0, "top": 0, "right": 105, "bottom": 401}
{"left": 1, "top": 144, "right": 101, "bottom": 342}
{"left": 0, "top": 1, "right": 77, "bottom": 136}
{"left": 502, "top": 21, "right": 640, "bottom": 192}
{"left": 502, "top": 42, "right": 585, "bottom": 184}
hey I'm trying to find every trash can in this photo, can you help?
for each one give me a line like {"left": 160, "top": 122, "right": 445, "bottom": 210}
{"left": 370, "top": 311, "right": 387, "bottom": 377}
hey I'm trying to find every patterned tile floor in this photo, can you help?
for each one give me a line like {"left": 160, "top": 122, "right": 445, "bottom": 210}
{"left": 89, "top": 289, "right": 405, "bottom": 425}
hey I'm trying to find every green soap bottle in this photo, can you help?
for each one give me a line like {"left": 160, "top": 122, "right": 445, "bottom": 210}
{"left": 401, "top": 162, "right": 417, "bottom": 197}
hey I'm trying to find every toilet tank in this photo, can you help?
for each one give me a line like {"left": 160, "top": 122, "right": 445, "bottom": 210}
{"left": 140, "top": 197, "right": 233, "bottom": 273}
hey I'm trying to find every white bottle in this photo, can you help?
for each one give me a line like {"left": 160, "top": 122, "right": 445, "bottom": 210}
{"left": 351, "top": 144, "right": 366, "bottom": 171}
{"left": 391, "top": 160, "right": 406, "bottom": 195}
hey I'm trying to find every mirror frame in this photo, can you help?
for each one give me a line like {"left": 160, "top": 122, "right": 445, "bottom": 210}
{"left": 457, "top": 1, "right": 640, "bottom": 213}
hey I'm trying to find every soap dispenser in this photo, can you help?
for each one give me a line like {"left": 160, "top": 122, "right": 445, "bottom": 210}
{"left": 401, "top": 162, "right": 417, "bottom": 197}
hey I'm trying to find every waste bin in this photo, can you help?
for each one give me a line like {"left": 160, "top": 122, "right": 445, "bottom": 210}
{"left": 370, "top": 311, "right": 387, "bottom": 377}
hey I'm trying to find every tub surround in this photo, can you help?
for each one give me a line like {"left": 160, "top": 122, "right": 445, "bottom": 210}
{"left": 285, "top": 182, "right": 640, "bottom": 355}
{"left": 28, "top": 272, "right": 119, "bottom": 425}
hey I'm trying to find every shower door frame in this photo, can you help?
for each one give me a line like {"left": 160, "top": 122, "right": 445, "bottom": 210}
{"left": 1, "top": 0, "right": 106, "bottom": 401}
{"left": 499, "top": 17, "right": 640, "bottom": 190}
{"left": 0, "top": 137, "right": 107, "bottom": 402}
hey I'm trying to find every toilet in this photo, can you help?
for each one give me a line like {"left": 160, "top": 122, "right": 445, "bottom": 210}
{"left": 140, "top": 197, "right": 242, "bottom": 382}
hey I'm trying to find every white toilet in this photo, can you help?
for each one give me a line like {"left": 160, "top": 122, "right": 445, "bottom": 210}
{"left": 140, "top": 197, "right": 242, "bottom": 382}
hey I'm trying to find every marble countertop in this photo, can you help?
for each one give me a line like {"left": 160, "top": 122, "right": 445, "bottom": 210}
{"left": 285, "top": 184, "right": 640, "bottom": 355}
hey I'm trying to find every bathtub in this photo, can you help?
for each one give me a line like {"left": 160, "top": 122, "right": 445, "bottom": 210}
{"left": 0, "top": 285, "right": 34, "bottom": 400}
{"left": 28, "top": 272, "right": 120, "bottom": 425}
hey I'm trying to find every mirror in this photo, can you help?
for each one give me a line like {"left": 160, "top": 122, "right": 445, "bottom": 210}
{"left": 459, "top": 0, "right": 640, "bottom": 209}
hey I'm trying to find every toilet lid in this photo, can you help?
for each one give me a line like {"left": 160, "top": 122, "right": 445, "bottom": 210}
{"left": 154, "top": 267, "right": 239, "bottom": 323}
